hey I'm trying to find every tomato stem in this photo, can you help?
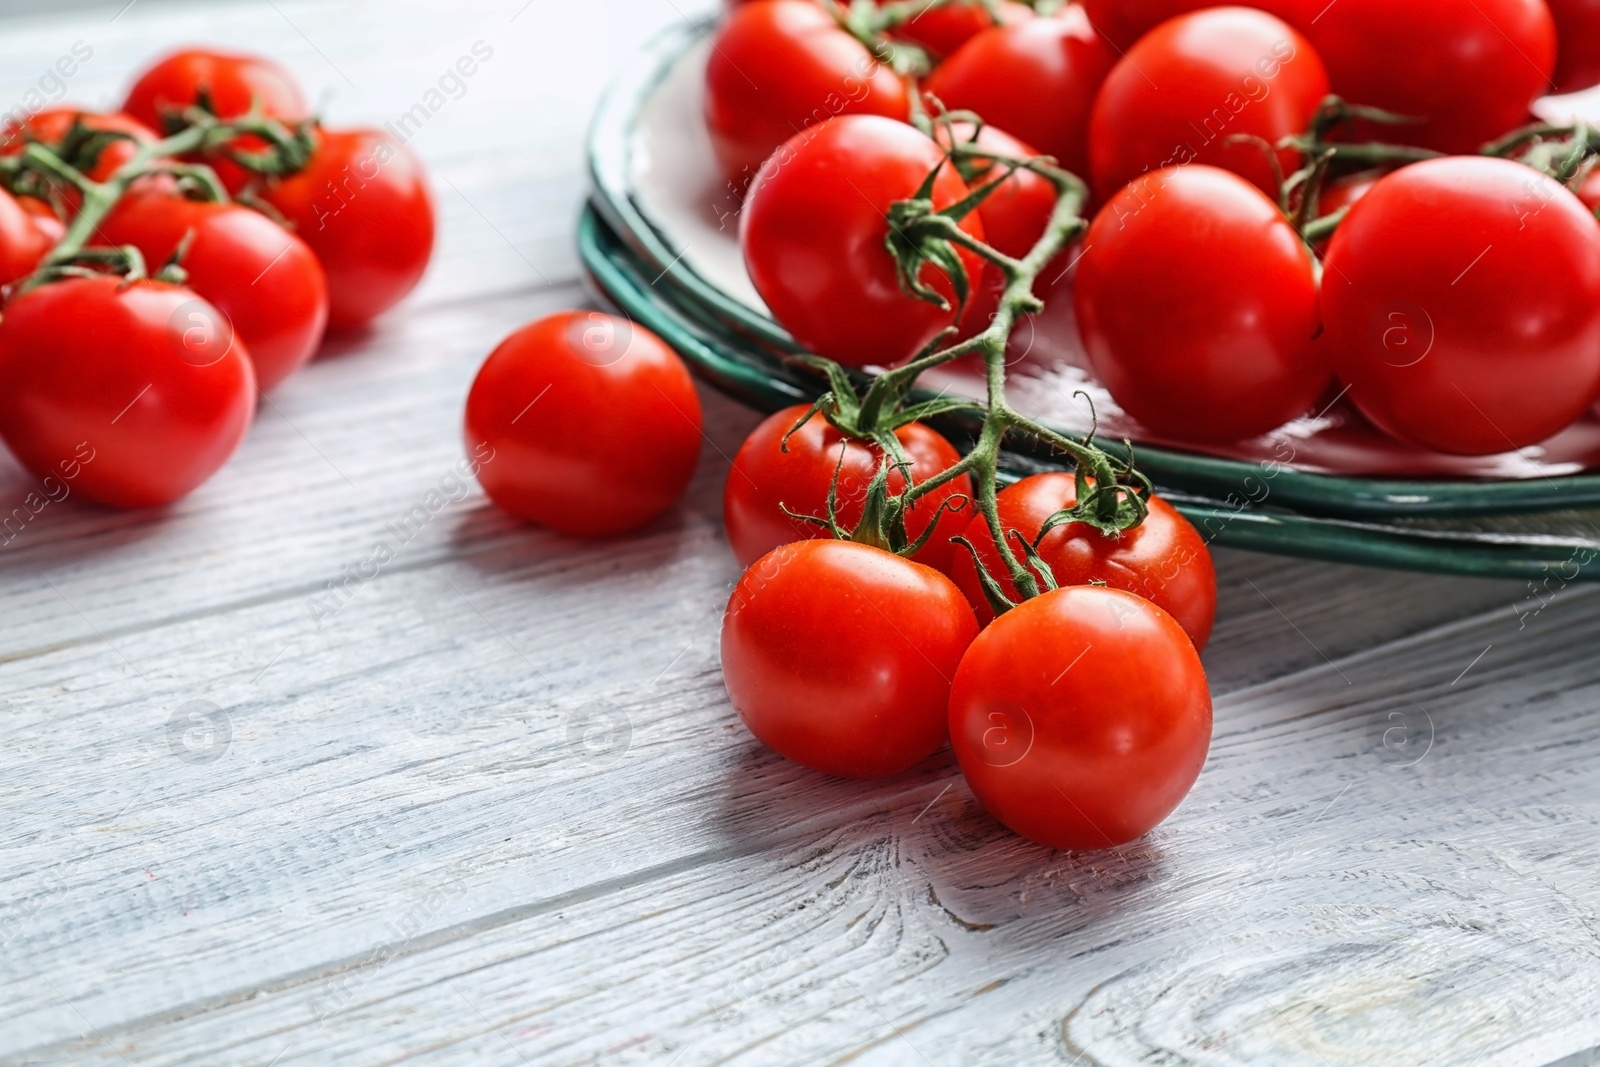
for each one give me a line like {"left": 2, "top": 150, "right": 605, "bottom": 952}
{"left": 7, "top": 110, "right": 312, "bottom": 294}
{"left": 866, "top": 140, "right": 1151, "bottom": 611}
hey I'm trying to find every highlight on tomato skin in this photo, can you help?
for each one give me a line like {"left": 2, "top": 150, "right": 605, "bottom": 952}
{"left": 948, "top": 585, "right": 1213, "bottom": 851}
{"left": 721, "top": 539, "right": 980, "bottom": 780}
{"left": 464, "top": 311, "right": 704, "bottom": 539}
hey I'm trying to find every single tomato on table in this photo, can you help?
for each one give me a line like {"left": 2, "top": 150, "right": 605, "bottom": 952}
{"left": 741, "top": 115, "right": 987, "bottom": 368}
{"left": 949, "top": 585, "right": 1212, "bottom": 850}
{"left": 1075, "top": 165, "right": 1327, "bottom": 443}
{"left": 724, "top": 404, "right": 973, "bottom": 571}
{"left": 722, "top": 539, "right": 979, "bottom": 778}
{"left": 464, "top": 311, "right": 703, "bottom": 537}
{"left": 0, "top": 276, "right": 256, "bottom": 509}
{"left": 946, "top": 473, "right": 1216, "bottom": 649}
{"left": 256, "top": 126, "right": 435, "bottom": 330}
{"left": 705, "top": 0, "right": 909, "bottom": 187}
{"left": 100, "top": 191, "right": 329, "bottom": 391}
{"left": 1321, "top": 156, "right": 1600, "bottom": 456}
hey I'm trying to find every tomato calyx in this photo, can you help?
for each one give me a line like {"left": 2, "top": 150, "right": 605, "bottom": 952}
{"left": 775, "top": 353, "right": 978, "bottom": 556}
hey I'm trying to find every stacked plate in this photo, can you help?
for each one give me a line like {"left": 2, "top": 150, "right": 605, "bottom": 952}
{"left": 582, "top": 16, "right": 1600, "bottom": 580}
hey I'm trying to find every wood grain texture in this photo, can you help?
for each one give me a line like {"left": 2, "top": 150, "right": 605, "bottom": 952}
{"left": 2, "top": 1, "right": 1598, "bottom": 1065}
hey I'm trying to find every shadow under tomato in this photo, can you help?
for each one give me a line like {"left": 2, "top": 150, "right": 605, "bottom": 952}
{"left": 0, "top": 451, "right": 180, "bottom": 565}
{"left": 312, "top": 320, "right": 380, "bottom": 363}
{"left": 708, "top": 723, "right": 1175, "bottom": 944}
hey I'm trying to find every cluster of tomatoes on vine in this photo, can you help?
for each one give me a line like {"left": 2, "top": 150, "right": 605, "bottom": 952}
{"left": 464, "top": 291, "right": 1217, "bottom": 850}
{"left": 0, "top": 48, "right": 435, "bottom": 510}
{"left": 463, "top": 0, "right": 1600, "bottom": 852}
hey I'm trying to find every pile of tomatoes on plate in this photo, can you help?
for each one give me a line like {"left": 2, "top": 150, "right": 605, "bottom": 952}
{"left": 0, "top": 48, "right": 435, "bottom": 509}
{"left": 714, "top": 0, "right": 1600, "bottom": 456}
{"left": 476, "top": 0, "right": 1600, "bottom": 852}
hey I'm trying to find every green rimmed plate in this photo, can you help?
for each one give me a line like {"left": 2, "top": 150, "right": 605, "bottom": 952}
{"left": 587, "top": 15, "right": 1600, "bottom": 521}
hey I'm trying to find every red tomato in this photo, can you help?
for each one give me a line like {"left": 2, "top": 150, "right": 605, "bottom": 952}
{"left": 0, "top": 188, "right": 53, "bottom": 287}
{"left": 946, "top": 473, "right": 1216, "bottom": 648}
{"left": 256, "top": 127, "right": 435, "bottom": 330}
{"left": 924, "top": 11, "right": 1115, "bottom": 179}
{"left": 949, "top": 585, "right": 1212, "bottom": 850}
{"left": 722, "top": 539, "right": 979, "bottom": 778}
{"left": 882, "top": 0, "right": 1033, "bottom": 58}
{"left": 464, "top": 311, "right": 703, "bottom": 536}
{"left": 0, "top": 276, "right": 256, "bottom": 508}
{"left": 122, "top": 48, "right": 307, "bottom": 131}
{"left": 724, "top": 404, "right": 973, "bottom": 571}
{"left": 742, "top": 115, "right": 987, "bottom": 367}
{"left": 1318, "top": 170, "right": 1382, "bottom": 217}
{"left": 123, "top": 49, "right": 308, "bottom": 196}
{"left": 101, "top": 192, "right": 328, "bottom": 391}
{"left": 705, "top": 0, "right": 909, "bottom": 187}
{"left": 722, "top": 0, "right": 1032, "bottom": 58}
{"left": 1322, "top": 157, "right": 1600, "bottom": 456}
{"left": 1549, "top": 0, "right": 1600, "bottom": 93}
{"left": 1081, "top": 0, "right": 1316, "bottom": 50}
{"left": 1305, "top": 0, "right": 1555, "bottom": 154}
{"left": 1087, "top": 8, "right": 1328, "bottom": 199}
{"left": 1076, "top": 165, "right": 1326, "bottom": 442}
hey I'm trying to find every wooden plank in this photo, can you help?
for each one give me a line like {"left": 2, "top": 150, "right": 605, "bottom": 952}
{"left": 11, "top": 583, "right": 1598, "bottom": 1066}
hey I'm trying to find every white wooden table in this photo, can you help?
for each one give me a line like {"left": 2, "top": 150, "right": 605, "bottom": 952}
{"left": 2, "top": 2, "right": 1599, "bottom": 1064}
